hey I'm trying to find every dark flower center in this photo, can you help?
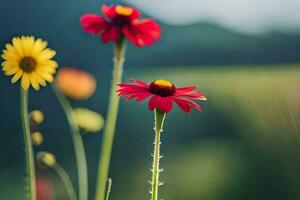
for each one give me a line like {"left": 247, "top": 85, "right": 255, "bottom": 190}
{"left": 20, "top": 57, "right": 37, "bottom": 72}
{"left": 149, "top": 80, "right": 176, "bottom": 97}
{"left": 112, "top": 17, "right": 131, "bottom": 27}
{"left": 112, "top": 6, "right": 133, "bottom": 27}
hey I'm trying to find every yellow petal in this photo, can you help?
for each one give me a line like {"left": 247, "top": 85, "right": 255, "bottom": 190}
{"left": 37, "top": 70, "right": 54, "bottom": 82}
{"left": 2, "top": 60, "right": 19, "bottom": 69}
{"left": 37, "top": 65, "right": 56, "bottom": 74}
{"left": 4, "top": 67, "right": 18, "bottom": 75}
{"left": 37, "top": 48, "right": 56, "bottom": 61}
{"left": 38, "top": 60, "right": 58, "bottom": 69}
{"left": 32, "top": 72, "right": 46, "bottom": 86}
{"left": 4, "top": 44, "right": 20, "bottom": 59}
{"left": 21, "top": 73, "right": 30, "bottom": 90}
{"left": 21, "top": 36, "right": 35, "bottom": 56}
{"left": 12, "top": 37, "right": 24, "bottom": 57}
{"left": 30, "top": 76, "right": 40, "bottom": 90}
{"left": 2, "top": 49, "right": 19, "bottom": 61}
{"left": 32, "top": 38, "right": 48, "bottom": 55}
{"left": 11, "top": 70, "right": 23, "bottom": 83}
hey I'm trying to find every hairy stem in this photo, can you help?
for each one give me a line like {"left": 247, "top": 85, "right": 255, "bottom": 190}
{"left": 105, "top": 178, "right": 112, "bottom": 200}
{"left": 53, "top": 163, "right": 78, "bottom": 200}
{"left": 52, "top": 85, "right": 88, "bottom": 200}
{"left": 151, "top": 109, "right": 166, "bottom": 200}
{"left": 95, "top": 38, "right": 126, "bottom": 200}
{"left": 20, "top": 89, "right": 36, "bottom": 200}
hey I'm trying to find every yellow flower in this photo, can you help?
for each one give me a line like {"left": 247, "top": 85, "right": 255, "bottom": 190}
{"left": 73, "top": 108, "right": 104, "bottom": 133}
{"left": 1, "top": 36, "right": 58, "bottom": 90}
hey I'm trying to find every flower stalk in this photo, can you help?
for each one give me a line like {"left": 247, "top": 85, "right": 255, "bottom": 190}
{"left": 52, "top": 85, "right": 88, "bottom": 200}
{"left": 52, "top": 163, "right": 78, "bottom": 200}
{"left": 95, "top": 38, "right": 126, "bottom": 200}
{"left": 151, "top": 109, "right": 166, "bottom": 200}
{"left": 20, "top": 89, "right": 36, "bottom": 200}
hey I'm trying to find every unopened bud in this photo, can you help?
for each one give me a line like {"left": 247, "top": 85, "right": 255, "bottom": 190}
{"left": 37, "top": 151, "right": 56, "bottom": 168}
{"left": 31, "top": 132, "right": 44, "bottom": 146}
{"left": 30, "top": 110, "right": 44, "bottom": 125}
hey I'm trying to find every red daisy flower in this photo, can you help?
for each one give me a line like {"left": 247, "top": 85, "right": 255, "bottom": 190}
{"left": 117, "top": 79, "right": 207, "bottom": 113}
{"left": 80, "top": 5, "right": 161, "bottom": 47}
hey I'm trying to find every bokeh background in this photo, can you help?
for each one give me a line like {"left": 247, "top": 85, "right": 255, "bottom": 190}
{"left": 1, "top": 0, "right": 300, "bottom": 199}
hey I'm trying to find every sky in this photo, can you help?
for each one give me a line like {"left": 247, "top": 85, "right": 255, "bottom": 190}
{"left": 125, "top": 0, "right": 300, "bottom": 33}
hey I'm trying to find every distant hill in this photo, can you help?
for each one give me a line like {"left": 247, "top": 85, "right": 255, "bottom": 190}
{"left": 0, "top": 0, "right": 299, "bottom": 70}
{"left": 126, "top": 22, "right": 300, "bottom": 67}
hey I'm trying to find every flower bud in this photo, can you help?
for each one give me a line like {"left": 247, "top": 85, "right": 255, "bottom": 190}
{"left": 29, "top": 110, "right": 44, "bottom": 125}
{"left": 37, "top": 151, "right": 56, "bottom": 168}
{"left": 55, "top": 67, "right": 97, "bottom": 100}
{"left": 31, "top": 131, "right": 44, "bottom": 146}
{"left": 73, "top": 107, "right": 104, "bottom": 133}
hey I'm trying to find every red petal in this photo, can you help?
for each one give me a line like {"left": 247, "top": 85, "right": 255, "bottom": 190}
{"left": 101, "top": 25, "right": 121, "bottom": 43}
{"left": 130, "top": 78, "right": 149, "bottom": 88}
{"left": 176, "top": 86, "right": 197, "bottom": 93}
{"left": 128, "top": 7, "right": 141, "bottom": 20}
{"left": 133, "top": 19, "right": 161, "bottom": 39}
{"left": 175, "top": 91, "right": 207, "bottom": 100}
{"left": 80, "top": 14, "right": 108, "bottom": 35}
{"left": 117, "top": 83, "right": 150, "bottom": 100}
{"left": 135, "top": 92, "right": 152, "bottom": 102}
{"left": 171, "top": 97, "right": 202, "bottom": 113}
{"left": 123, "top": 19, "right": 161, "bottom": 47}
{"left": 117, "top": 88, "right": 148, "bottom": 96}
{"left": 158, "top": 97, "right": 173, "bottom": 113}
{"left": 124, "top": 91, "right": 151, "bottom": 102}
{"left": 148, "top": 95, "right": 161, "bottom": 111}
{"left": 171, "top": 97, "right": 191, "bottom": 113}
{"left": 101, "top": 5, "right": 117, "bottom": 19}
{"left": 117, "top": 83, "right": 149, "bottom": 91}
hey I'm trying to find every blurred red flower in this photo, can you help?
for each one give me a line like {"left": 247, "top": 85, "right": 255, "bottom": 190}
{"left": 36, "top": 176, "right": 54, "bottom": 200}
{"left": 80, "top": 5, "right": 161, "bottom": 47}
{"left": 117, "top": 79, "right": 207, "bottom": 113}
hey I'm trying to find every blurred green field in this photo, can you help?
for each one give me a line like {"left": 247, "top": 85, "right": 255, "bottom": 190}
{"left": 120, "top": 64, "right": 300, "bottom": 200}
{"left": 1, "top": 65, "right": 300, "bottom": 200}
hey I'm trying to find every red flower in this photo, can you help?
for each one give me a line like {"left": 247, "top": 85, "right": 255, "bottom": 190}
{"left": 80, "top": 5, "right": 161, "bottom": 47}
{"left": 117, "top": 79, "right": 207, "bottom": 113}
{"left": 36, "top": 176, "right": 54, "bottom": 200}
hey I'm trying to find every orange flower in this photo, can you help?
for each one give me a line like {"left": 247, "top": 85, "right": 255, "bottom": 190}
{"left": 55, "top": 67, "right": 96, "bottom": 100}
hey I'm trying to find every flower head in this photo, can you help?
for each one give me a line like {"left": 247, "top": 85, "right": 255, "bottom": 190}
{"left": 55, "top": 67, "right": 97, "bottom": 100}
{"left": 80, "top": 5, "right": 161, "bottom": 47}
{"left": 73, "top": 107, "right": 104, "bottom": 133}
{"left": 117, "top": 79, "right": 207, "bottom": 113}
{"left": 1, "top": 36, "right": 58, "bottom": 90}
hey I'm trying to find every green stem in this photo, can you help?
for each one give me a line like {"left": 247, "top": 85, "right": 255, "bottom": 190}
{"left": 20, "top": 89, "right": 36, "bottom": 200}
{"left": 52, "top": 163, "right": 78, "bottom": 200}
{"left": 105, "top": 178, "right": 112, "bottom": 200}
{"left": 95, "top": 38, "right": 126, "bottom": 200}
{"left": 151, "top": 109, "right": 166, "bottom": 200}
{"left": 52, "top": 85, "right": 88, "bottom": 200}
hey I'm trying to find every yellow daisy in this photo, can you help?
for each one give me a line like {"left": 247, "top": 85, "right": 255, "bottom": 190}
{"left": 1, "top": 36, "right": 58, "bottom": 90}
